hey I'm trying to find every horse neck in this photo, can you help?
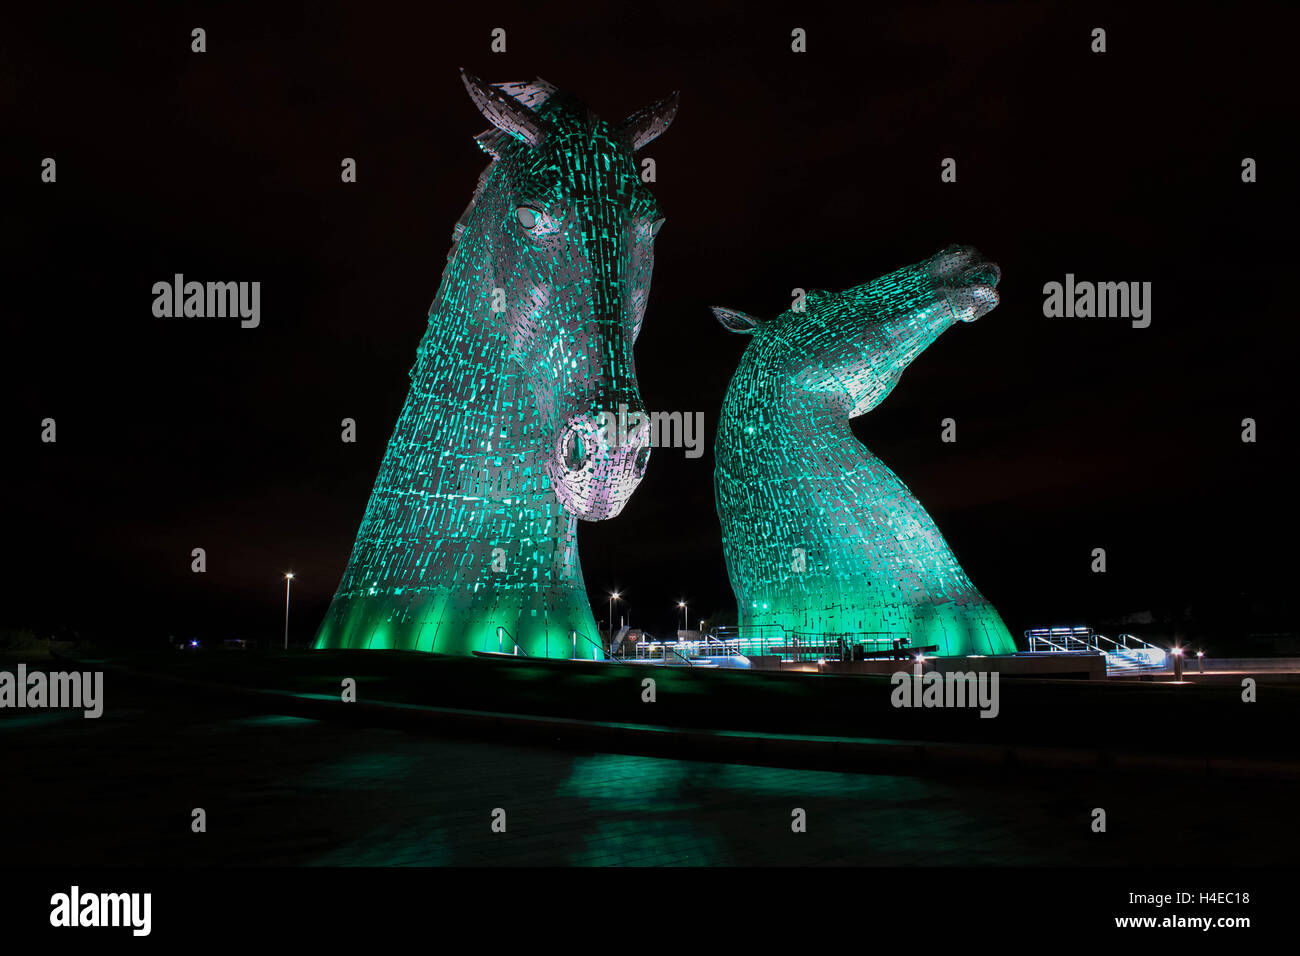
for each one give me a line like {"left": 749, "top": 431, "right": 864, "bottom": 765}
{"left": 720, "top": 356, "right": 882, "bottom": 510}
{"left": 409, "top": 183, "right": 544, "bottom": 523}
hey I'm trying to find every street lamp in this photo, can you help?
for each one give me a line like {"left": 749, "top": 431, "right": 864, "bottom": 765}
{"left": 678, "top": 600, "right": 688, "bottom": 633}
{"left": 284, "top": 573, "right": 294, "bottom": 650}
{"left": 608, "top": 590, "right": 622, "bottom": 639}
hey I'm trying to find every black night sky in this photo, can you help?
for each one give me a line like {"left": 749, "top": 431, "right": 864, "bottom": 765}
{"left": 5, "top": 1, "right": 1294, "bottom": 647}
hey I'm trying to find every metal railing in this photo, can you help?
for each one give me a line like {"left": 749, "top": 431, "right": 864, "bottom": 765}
{"left": 481, "top": 626, "right": 627, "bottom": 663}
{"left": 490, "top": 625, "right": 529, "bottom": 657}
{"left": 710, "top": 625, "right": 913, "bottom": 662}
{"left": 1025, "top": 626, "right": 1095, "bottom": 653}
{"left": 571, "top": 629, "right": 625, "bottom": 664}
{"left": 632, "top": 638, "right": 698, "bottom": 666}
{"left": 703, "top": 635, "right": 743, "bottom": 656}
{"left": 1025, "top": 627, "right": 1166, "bottom": 671}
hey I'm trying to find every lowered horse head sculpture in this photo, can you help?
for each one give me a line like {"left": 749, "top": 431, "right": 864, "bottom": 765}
{"left": 314, "top": 73, "right": 677, "bottom": 657}
{"left": 712, "top": 245, "right": 1018, "bottom": 657}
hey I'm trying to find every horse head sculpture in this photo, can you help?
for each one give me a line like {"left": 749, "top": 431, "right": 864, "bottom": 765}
{"left": 458, "top": 71, "right": 674, "bottom": 520}
{"left": 314, "top": 74, "right": 677, "bottom": 656}
{"left": 712, "top": 246, "right": 1017, "bottom": 656}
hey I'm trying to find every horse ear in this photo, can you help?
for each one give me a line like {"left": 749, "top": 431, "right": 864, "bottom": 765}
{"left": 618, "top": 91, "right": 680, "bottom": 151}
{"left": 712, "top": 306, "right": 761, "bottom": 335}
{"left": 460, "top": 68, "right": 546, "bottom": 147}
{"left": 492, "top": 78, "right": 557, "bottom": 110}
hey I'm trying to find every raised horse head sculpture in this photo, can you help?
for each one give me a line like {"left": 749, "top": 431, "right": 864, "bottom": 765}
{"left": 712, "top": 246, "right": 1018, "bottom": 657}
{"left": 314, "top": 73, "right": 678, "bottom": 657}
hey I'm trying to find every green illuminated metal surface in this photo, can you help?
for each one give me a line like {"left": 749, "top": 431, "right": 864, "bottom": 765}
{"left": 713, "top": 246, "right": 1017, "bottom": 656}
{"left": 315, "top": 75, "right": 676, "bottom": 657}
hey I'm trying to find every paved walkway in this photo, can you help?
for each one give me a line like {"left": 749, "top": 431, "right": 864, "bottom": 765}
{"left": 5, "top": 680, "right": 1300, "bottom": 866}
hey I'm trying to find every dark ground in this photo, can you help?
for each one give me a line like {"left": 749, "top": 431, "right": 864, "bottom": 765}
{"left": 6, "top": 650, "right": 1300, "bottom": 866}
{"left": 57, "top": 647, "right": 1300, "bottom": 759}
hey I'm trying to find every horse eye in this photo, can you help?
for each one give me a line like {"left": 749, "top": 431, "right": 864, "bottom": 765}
{"left": 516, "top": 207, "right": 539, "bottom": 229}
{"left": 649, "top": 218, "right": 665, "bottom": 237}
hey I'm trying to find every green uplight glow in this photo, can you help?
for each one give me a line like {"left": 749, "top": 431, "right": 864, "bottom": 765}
{"left": 712, "top": 247, "right": 1017, "bottom": 656}
{"left": 314, "top": 76, "right": 674, "bottom": 658}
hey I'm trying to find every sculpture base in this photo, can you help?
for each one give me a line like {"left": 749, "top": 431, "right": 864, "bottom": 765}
{"left": 312, "top": 589, "right": 603, "bottom": 660}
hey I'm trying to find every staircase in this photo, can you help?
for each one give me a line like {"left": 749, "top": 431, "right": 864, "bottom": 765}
{"left": 1025, "top": 627, "right": 1167, "bottom": 674}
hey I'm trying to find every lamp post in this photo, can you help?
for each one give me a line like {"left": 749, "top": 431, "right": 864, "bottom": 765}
{"left": 678, "top": 600, "right": 688, "bottom": 633}
{"left": 1172, "top": 644, "right": 1183, "bottom": 681}
{"left": 284, "top": 573, "right": 294, "bottom": 650}
{"left": 1197, "top": 649, "right": 1205, "bottom": 674}
{"left": 608, "top": 591, "right": 621, "bottom": 640}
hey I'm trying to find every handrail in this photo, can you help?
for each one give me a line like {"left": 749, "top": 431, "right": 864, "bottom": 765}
{"left": 632, "top": 637, "right": 696, "bottom": 666}
{"left": 493, "top": 625, "right": 529, "bottom": 657}
{"left": 1117, "top": 632, "right": 1162, "bottom": 651}
{"left": 704, "top": 635, "right": 742, "bottom": 655}
{"left": 712, "top": 624, "right": 913, "bottom": 662}
{"left": 662, "top": 645, "right": 695, "bottom": 667}
{"left": 570, "top": 629, "right": 624, "bottom": 664}
{"left": 1029, "top": 635, "right": 1068, "bottom": 653}
{"left": 714, "top": 623, "right": 787, "bottom": 640}
{"left": 1026, "top": 627, "right": 1166, "bottom": 670}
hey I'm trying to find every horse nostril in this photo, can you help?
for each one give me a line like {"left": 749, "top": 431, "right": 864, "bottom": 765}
{"left": 965, "top": 263, "right": 1001, "bottom": 288}
{"left": 562, "top": 430, "right": 588, "bottom": 471}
